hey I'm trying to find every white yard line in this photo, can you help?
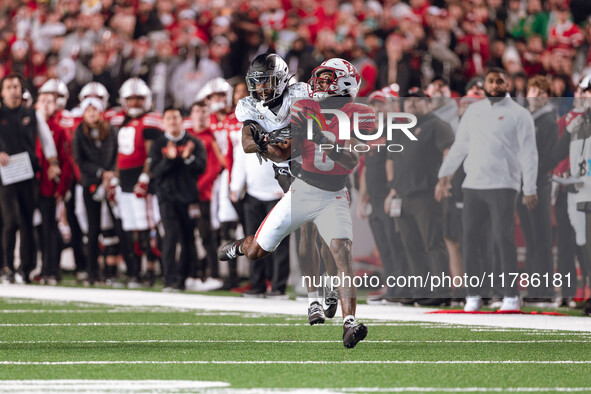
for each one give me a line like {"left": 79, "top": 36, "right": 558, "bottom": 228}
{"left": 1, "top": 360, "right": 590, "bottom": 365}
{"left": 0, "top": 285, "right": 589, "bottom": 332}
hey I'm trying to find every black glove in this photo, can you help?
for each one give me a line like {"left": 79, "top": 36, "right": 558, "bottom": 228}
{"left": 267, "top": 126, "right": 291, "bottom": 144}
{"left": 250, "top": 122, "right": 269, "bottom": 153}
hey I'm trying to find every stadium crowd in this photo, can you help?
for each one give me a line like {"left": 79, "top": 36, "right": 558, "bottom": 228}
{"left": 0, "top": 0, "right": 591, "bottom": 314}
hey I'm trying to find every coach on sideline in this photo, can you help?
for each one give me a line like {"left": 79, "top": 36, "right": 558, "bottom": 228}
{"left": 0, "top": 74, "right": 58, "bottom": 284}
{"left": 435, "top": 68, "right": 539, "bottom": 312}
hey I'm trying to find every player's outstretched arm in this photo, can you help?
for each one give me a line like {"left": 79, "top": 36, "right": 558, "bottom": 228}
{"left": 241, "top": 121, "right": 291, "bottom": 162}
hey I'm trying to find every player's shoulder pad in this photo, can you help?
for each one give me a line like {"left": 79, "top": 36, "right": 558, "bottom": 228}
{"left": 235, "top": 97, "right": 258, "bottom": 122}
{"left": 291, "top": 98, "right": 320, "bottom": 118}
{"left": 182, "top": 118, "right": 193, "bottom": 130}
{"left": 344, "top": 102, "right": 375, "bottom": 129}
{"left": 288, "top": 82, "right": 309, "bottom": 99}
{"left": 343, "top": 102, "right": 374, "bottom": 115}
{"left": 142, "top": 112, "right": 164, "bottom": 129}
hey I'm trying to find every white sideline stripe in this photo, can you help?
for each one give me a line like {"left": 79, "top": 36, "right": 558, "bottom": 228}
{"left": 1, "top": 339, "right": 589, "bottom": 344}
{"left": 341, "top": 390, "right": 591, "bottom": 393}
{"left": 205, "top": 388, "right": 591, "bottom": 393}
{"left": 1, "top": 286, "right": 590, "bottom": 332}
{"left": 0, "top": 379, "right": 229, "bottom": 392}
{"left": 344, "top": 390, "right": 591, "bottom": 393}
{"left": 0, "top": 322, "right": 467, "bottom": 327}
{"left": 1, "top": 360, "right": 590, "bottom": 365}
{"left": 2, "top": 383, "right": 591, "bottom": 394}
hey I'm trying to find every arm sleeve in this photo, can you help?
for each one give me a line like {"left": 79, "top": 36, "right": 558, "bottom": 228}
{"left": 56, "top": 129, "right": 73, "bottom": 196}
{"left": 537, "top": 116, "right": 559, "bottom": 176}
{"left": 552, "top": 131, "right": 571, "bottom": 172}
{"left": 150, "top": 139, "right": 177, "bottom": 179}
{"left": 73, "top": 129, "right": 102, "bottom": 179}
{"left": 517, "top": 112, "right": 539, "bottom": 196}
{"left": 36, "top": 110, "right": 58, "bottom": 159}
{"left": 438, "top": 109, "right": 471, "bottom": 178}
{"left": 435, "top": 120, "right": 455, "bottom": 153}
{"left": 106, "top": 128, "right": 118, "bottom": 172}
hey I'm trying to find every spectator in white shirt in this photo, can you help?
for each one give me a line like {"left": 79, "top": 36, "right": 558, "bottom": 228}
{"left": 435, "top": 68, "right": 539, "bottom": 312}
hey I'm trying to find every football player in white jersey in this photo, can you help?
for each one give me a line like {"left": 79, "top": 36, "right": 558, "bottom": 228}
{"left": 220, "top": 57, "right": 371, "bottom": 348}
{"left": 226, "top": 53, "right": 340, "bottom": 326}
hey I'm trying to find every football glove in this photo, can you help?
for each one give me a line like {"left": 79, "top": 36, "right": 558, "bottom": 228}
{"left": 133, "top": 173, "right": 150, "bottom": 198}
{"left": 250, "top": 122, "right": 269, "bottom": 153}
{"left": 267, "top": 126, "right": 291, "bottom": 144}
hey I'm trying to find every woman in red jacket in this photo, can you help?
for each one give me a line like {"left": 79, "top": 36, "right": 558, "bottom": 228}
{"left": 35, "top": 92, "right": 73, "bottom": 284}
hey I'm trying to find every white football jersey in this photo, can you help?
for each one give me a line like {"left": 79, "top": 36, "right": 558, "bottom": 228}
{"left": 235, "top": 82, "right": 308, "bottom": 133}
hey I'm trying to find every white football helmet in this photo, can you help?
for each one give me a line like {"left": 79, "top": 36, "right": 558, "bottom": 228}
{"left": 79, "top": 82, "right": 110, "bottom": 110}
{"left": 308, "top": 58, "right": 360, "bottom": 99}
{"left": 245, "top": 53, "right": 290, "bottom": 104}
{"left": 39, "top": 79, "right": 70, "bottom": 110}
{"left": 195, "top": 77, "right": 232, "bottom": 112}
{"left": 119, "top": 77, "right": 152, "bottom": 118}
{"left": 579, "top": 74, "right": 591, "bottom": 92}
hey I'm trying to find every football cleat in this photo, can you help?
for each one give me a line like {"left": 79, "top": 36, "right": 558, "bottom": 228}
{"left": 308, "top": 301, "right": 326, "bottom": 325}
{"left": 343, "top": 319, "right": 368, "bottom": 349}
{"left": 218, "top": 239, "right": 245, "bottom": 261}
{"left": 324, "top": 289, "right": 339, "bottom": 318}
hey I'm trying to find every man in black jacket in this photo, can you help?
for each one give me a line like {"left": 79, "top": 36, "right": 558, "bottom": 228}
{"left": 384, "top": 88, "right": 455, "bottom": 304}
{"left": 150, "top": 106, "right": 206, "bottom": 291}
{"left": 519, "top": 76, "right": 558, "bottom": 303}
{"left": 0, "top": 74, "right": 41, "bottom": 283}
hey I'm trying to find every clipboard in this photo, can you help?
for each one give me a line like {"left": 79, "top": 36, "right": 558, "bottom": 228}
{"left": 0, "top": 152, "right": 35, "bottom": 186}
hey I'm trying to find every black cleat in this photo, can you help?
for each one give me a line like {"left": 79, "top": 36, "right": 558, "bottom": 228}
{"left": 218, "top": 239, "right": 245, "bottom": 261}
{"left": 324, "top": 289, "right": 339, "bottom": 318}
{"left": 308, "top": 301, "right": 326, "bottom": 325}
{"left": 583, "top": 299, "right": 591, "bottom": 316}
{"left": 343, "top": 320, "right": 368, "bottom": 349}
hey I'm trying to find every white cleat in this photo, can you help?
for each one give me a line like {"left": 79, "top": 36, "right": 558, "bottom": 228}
{"left": 499, "top": 296, "right": 521, "bottom": 311}
{"left": 202, "top": 277, "right": 224, "bottom": 291}
{"left": 464, "top": 295, "right": 482, "bottom": 312}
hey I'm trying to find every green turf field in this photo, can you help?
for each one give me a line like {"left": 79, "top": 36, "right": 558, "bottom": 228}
{"left": 0, "top": 297, "right": 590, "bottom": 393}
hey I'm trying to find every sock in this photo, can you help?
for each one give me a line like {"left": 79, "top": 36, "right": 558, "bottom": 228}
{"left": 308, "top": 291, "right": 322, "bottom": 306}
{"left": 343, "top": 315, "right": 355, "bottom": 324}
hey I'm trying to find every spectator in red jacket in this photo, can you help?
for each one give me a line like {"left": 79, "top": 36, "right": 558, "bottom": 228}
{"left": 548, "top": 1, "right": 583, "bottom": 56}
{"left": 187, "top": 100, "right": 225, "bottom": 288}
{"left": 35, "top": 91, "right": 73, "bottom": 285}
